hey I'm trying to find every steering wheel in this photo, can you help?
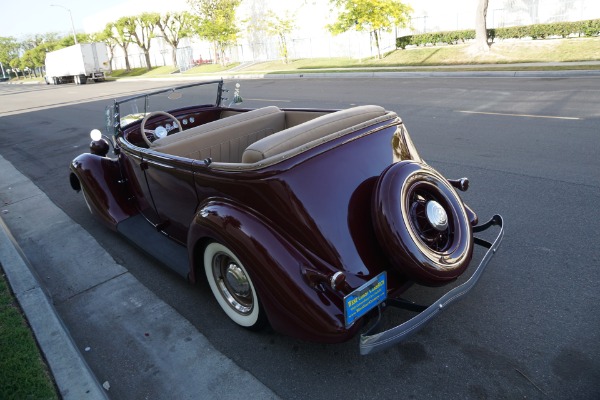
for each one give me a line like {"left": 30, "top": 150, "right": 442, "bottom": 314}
{"left": 140, "top": 111, "right": 183, "bottom": 147}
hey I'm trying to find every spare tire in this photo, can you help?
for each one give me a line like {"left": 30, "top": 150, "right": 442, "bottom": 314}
{"left": 372, "top": 161, "right": 473, "bottom": 284}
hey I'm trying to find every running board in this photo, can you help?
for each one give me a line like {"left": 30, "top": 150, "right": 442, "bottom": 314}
{"left": 117, "top": 215, "right": 189, "bottom": 279}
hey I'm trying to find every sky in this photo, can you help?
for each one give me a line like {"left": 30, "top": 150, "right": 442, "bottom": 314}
{"left": 2, "top": 0, "right": 599, "bottom": 41}
{"left": 0, "top": 0, "right": 477, "bottom": 40}
{"left": 0, "top": 0, "right": 187, "bottom": 40}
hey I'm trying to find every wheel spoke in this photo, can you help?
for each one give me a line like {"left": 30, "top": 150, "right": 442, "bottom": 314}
{"left": 408, "top": 184, "right": 452, "bottom": 252}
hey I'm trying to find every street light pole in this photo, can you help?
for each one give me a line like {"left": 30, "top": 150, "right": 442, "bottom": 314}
{"left": 50, "top": 4, "right": 78, "bottom": 45}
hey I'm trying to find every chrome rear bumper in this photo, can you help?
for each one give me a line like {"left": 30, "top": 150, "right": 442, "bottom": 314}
{"left": 359, "top": 215, "right": 504, "bottom": 355}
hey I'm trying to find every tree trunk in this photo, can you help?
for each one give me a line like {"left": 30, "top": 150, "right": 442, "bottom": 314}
{"left": 215, "top": 42, "right": 227, "bottom": 66}
{"left": 475, "top": 0, "right": 490, "bottom": 52}
{"left": 279, "top": 34, "right": 288, "bottom": 64}
{"left": 374, "top": 30, "right": 381, "bottom": 59}
{"left": 171, "top": 45, "right": 178, "bottom": 68}
{"left": 212, "top": 43, "right": 219, "bottom": 65}
{"left": 107, "top": 46, "right": 114, "bottom": 73}
{"left": 144, "top": 51, "right": 152, "bottom": 71}
{"left": 120, "top": 45, "right": 131, "bottom": 71}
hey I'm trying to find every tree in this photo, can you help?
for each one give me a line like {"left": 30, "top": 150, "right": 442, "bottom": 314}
{"left": 20, "top": 35, "right": 42, "bottom": 51}
{"left": 125, "top": 13, "right": 161, "bottom": 70}
{"left": 20, "top": 50, "right": 37, "bottom": 77}
{"left": 86, "top": 32, "right": 101, "bottom": 42}
{"left": 9, "top": 57, "right": 21, "bottom": 78}
{"left": 475, "top": 0, "right": 490, "bottom": 52}
{"left": 0, "top": 37, "right": 20, "bottom": 68}
{"left": 55, "top": 33, "right": 88, "bottom": 48}
{"left": 109, "top": 18, "right": 134, "bottom": 71}
{"left": 20, "top": 46, "right": 47, "bottom": 76}
{"left": 156, "top": 12, "right": 194, "bottom": 68}
{"left": 328, "top": 0, "right": 412, "bottom": 59}
{"left": 188, "top": 0, "right": 242, "bottom": 66}
{"left": 265, "top": 10, "right": 296, "bottom": 64}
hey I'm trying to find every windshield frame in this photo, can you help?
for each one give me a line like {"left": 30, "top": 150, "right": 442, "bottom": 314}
{"left": 105, "top": 79, "right": 224, "bottom": 137}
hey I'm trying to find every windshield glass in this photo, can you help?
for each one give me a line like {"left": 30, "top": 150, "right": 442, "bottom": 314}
{"left": 106, "top": 80, "right": 223, "bottom": 135}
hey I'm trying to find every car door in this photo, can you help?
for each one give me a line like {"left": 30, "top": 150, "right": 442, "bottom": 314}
{"left": 140, "top": 151, "right": 198, "bottom": 245}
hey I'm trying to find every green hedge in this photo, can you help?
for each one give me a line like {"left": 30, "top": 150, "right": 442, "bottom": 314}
{"left": 397, "top": 19, "right": 600, "bottom": 48}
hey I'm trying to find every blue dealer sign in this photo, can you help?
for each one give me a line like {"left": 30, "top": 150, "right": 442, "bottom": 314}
{"left": 344, "top": 272, "right": 387, "bottom": 328}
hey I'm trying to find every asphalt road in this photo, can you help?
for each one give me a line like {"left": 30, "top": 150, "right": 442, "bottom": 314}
{"left": 1, "top": 76, "right": 599, "bottom": 399}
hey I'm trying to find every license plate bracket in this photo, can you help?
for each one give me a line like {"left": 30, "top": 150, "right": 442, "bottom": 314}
{"left": 344, "top": 272, "right": 387, "bottom": 328}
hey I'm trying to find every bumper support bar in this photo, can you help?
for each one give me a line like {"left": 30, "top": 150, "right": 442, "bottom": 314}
{"left": 359, "top": 214, "right": 504, "bottom": 355}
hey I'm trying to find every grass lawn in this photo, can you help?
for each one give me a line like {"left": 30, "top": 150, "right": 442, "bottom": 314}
{"left": 183, "top": 62, "right": 241, "bottom": 74}
{"left": 108, "top": 62, "right": 241, "bottom": 79}
{"left": 108, "top": 66, "right": 178, "bottom": 78}
{"left": 236, "top": 37, "right": 600, "bottom": 73}
{"left": 104, "top": 37, "right": 599, "bottom": 79}
{"left": 0, "top": 270, "right": 58, "bottom": 399}
{"left": 378, "top": 37, "right": 600, "bottom": 66}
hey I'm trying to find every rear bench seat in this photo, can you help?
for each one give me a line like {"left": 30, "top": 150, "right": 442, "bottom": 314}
{"left": 241, "top": 105, "right": 387, "bottom": 163}
{"left": 151, "top": 106, "right": 285, "bottom": 162}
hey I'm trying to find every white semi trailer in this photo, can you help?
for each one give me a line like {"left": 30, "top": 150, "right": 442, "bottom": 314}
{"left": 45, "top": 43, "right": 109, "bottom": 85}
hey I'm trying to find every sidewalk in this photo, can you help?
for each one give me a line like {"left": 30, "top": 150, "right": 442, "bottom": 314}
{"left": 0, "top": 155, "right": 278, "bottom": 399}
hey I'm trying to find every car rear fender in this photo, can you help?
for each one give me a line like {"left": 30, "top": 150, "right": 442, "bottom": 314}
{"left": 70, "top": 153, "right": 137, "bottom": 230}
{"left": 187, "top": 199, "right": 360, "bottom": 343}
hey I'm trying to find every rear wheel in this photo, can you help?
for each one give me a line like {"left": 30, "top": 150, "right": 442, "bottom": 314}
{"left": 203, "top": 242, "right": 266, "bottom": 330}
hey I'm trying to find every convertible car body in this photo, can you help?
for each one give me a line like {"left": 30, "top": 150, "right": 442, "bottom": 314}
{"left": 69, "top": 80, "right": 503, "bottom": 354}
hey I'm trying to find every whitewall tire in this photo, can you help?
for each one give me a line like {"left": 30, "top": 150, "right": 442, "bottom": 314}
{"left": 203, "top": 242, "right": 266, "bottom": 329}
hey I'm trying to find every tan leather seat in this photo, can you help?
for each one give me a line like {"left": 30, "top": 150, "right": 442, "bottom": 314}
{"left": 152, "top": 106, "right": 285, "bottom": 162}
{"left": 242, "top": 105, "right": 387, "bottom": 163}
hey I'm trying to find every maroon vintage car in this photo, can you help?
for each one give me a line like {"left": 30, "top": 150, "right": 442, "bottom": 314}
{"left": 69, "top": 80, "right": 503, "bottom": 354}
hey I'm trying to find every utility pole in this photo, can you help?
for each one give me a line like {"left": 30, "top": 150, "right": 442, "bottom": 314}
{"left": 51, "top": 4, "right": 78, "bottom": 45}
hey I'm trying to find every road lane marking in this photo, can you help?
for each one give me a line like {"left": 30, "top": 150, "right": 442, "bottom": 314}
{"left": 244, "top": 98, "right": 291, "bottom": 102}
{"left": 457, "top": 110, "right": 581, "bottom": 120}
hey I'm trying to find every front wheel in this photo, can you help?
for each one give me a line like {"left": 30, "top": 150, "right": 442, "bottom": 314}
{"left": 203, "top": 242, "right": 266, "bottom": 330}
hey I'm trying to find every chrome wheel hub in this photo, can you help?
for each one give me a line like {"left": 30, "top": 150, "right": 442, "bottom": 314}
{"left": 212, "top": 253, "right": 253, "bottom": 315}
{"left": 225, "top": 263, "right": 250, "bottom": 297}
{"left": 426, "top": 200, "right": 448, "bottom": 231}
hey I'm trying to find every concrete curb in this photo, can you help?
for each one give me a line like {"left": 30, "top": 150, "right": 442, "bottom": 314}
{"left": 232, "top": 69, "right": 600, "bottom": 79}
{"left": 0, "top": 217, "right": 108, "bottom": 400}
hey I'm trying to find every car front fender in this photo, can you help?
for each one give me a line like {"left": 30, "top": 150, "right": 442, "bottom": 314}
{"left": 70, "top": 153, "right": 136, "bottom": 230}
{"left": 187, "top": 199, "right": 361, "bottom": 343}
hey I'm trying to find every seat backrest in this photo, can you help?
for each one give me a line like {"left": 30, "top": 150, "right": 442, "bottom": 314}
{"left": 242, "top": 105, "right": 387, "bottom": 163}
{"left": 151, "top": 106, "right": 285, "bottom": 162}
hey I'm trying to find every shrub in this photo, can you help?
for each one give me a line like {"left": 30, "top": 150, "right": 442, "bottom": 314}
{"left": 396, "top": 19, "right": 600, "bottom": 48}
{"left": 397, "top": 35, "right": 412, "bottom": 49}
